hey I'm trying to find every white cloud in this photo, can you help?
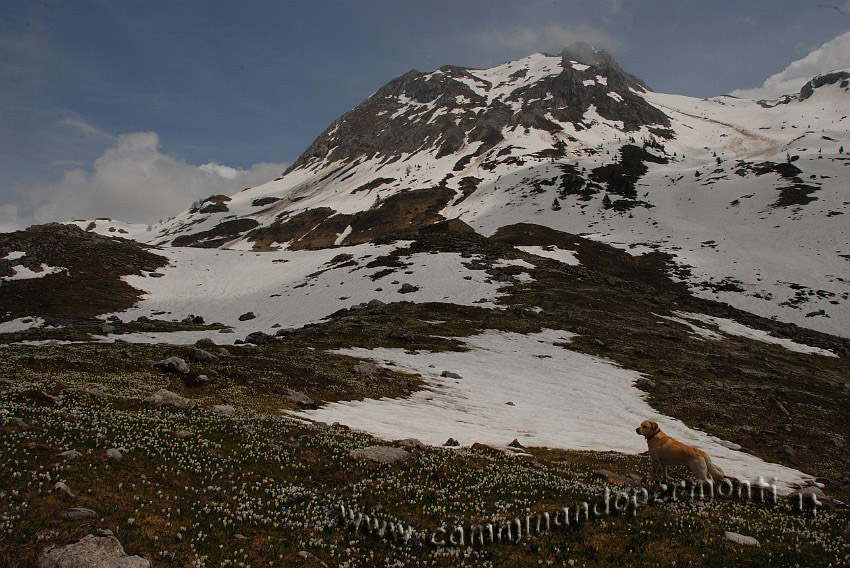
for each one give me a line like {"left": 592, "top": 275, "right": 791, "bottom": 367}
{"left": 460, "top": 23, "right": 622, "bottom": 66}
{"left": 59, "top": 116, "right": 115, "bottom": 139}
{"left": 2, "top": 132, "right": 286, "bottom": 231}
{"left": 731, "top": 30, "right": 850, "bottom": 100}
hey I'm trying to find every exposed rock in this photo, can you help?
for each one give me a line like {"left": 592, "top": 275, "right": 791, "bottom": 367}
{"left": 245, "top": 331, "right": 275, "bottom": 345}
{"left": 592, "top": 469, "right": 640, "bottom": 487}
{"left": 186, "top": 348, "right": 218, "bottom": 363}
{"left": 444, "top": 438, "right": 460, "bottom": 447}
{"left": 172, "top": 430, "right": 191, "bottom": 439}
{"left": 724, "top": 531, "right": 760, "bottom": 546}
{"left": 99, "top": 323, "right": 115, "bottom": 335}
{"left": 634, "top": 377, "right": 656, "bottom": 389}
{"left": 153, "top": 356, "right": 189, "bottom": 375}
{"left": 393, "top": 438, "right": 426, "bottom": 450}
{"left": 350, "top": 445, "right": 409, "bottom": 464}
{"left": 776, "top": 444, "right": 798, "bottom": 463}
{"left": 53, "top": 482, "right": 77, "bottom": 499}
{"left": 60, "top": 508, "right": 97, "bottom": 521}
{"left": 145, "top": 389, "right": 197, "bottom": 411}
{"left": 774, "top": 398, "right": 791, "bottom": 417}
{"left": 210, "top": 404, "right": 236, "bottom": 416}
{"left": 296, "top": 550, "right": 329, "bottom": 567}
{"left": 398, "top": 283, "right": 419, "bottom": 294}
{"left": 353, "top": 361, "right": 379, "bottom": 376}
{"left": 56, "top": 450, "right": 83, "bottom": 460}
{"left": 508, "top": 438, "right": 525, "bottom": 449}
{"left": 388, "top": 328, "right": 415, "bottom": 342}
{"left": 36, "top": 534, "right": 150, "bottom": 567}
{"left": 441, "top": 370, "right": 462, "bottom": 379}
{"left": 284, "top": 389, "right": 317, "bottom": 409}
{"left": 105, "top": 448, "right": 122, "bottom": 460}
{"left": 3, "top": 416, "right": 30, "bottom": 429}
{"left": 238, "top": 311, "right": 256, "bottom": 321}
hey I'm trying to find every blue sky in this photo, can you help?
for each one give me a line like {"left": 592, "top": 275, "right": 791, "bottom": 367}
{"left": 1, "top": 0, "right": 849, "bottom": 228}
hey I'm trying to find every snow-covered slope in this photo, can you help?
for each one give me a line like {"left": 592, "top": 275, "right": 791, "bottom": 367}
{"left": 111, "top": 46, "right": 849, "bottom": 337}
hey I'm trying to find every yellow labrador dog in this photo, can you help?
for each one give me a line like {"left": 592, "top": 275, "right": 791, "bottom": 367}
{"left": 636, "top": 420, "right": 724, "bottom": 483}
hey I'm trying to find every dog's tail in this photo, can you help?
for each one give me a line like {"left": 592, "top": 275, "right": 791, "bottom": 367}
{"left": 704, "top": 454, "right": 724, "bottom": 483}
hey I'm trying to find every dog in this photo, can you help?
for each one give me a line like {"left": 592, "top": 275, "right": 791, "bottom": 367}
{"left": 636, "top": 420, "right": 724, "bottom": 484}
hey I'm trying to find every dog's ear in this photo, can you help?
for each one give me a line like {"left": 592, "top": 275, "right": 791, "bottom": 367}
{"left": 650, "top": 421, "right": 659, "bottom": 432}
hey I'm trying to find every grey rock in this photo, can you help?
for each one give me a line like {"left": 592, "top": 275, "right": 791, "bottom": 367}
{"left": 354, "top": 361, "right": 379, "bottom": 376}
{"left": 238, "top": 311, "right": 256, "bottom": 321}
{"left": 776, "top": 444, "right": 798, "bottom": 463}
{"left": 398, "top": 283, "right": 419, "bottom": 294}
{"left": 186, "top": 348, "right": 218, "bottom": 363}
{"left": 349, "top": 445, "right": 409, "bottom": 464}
{"left": 284, "top": 389, "right": 316, "bottom": 410}
{"left": 592, "top": 469, "right": 640, "bottom": 487}
{"left": 153, "top": 356, "right": 189, "bottom": 375}
{"left": 245, "top": 331, "right": 274, "bottom": 345}
{"left": 210, "top": 404, "right": 236, "bottom": 416}
{"left": 105, "top": 448, "right": 122, "bottom": 460}
{"left": 444, "top": 438, "right": 460, "bottom": 447}
{"left": 724, "top": 531, "right": 760, "bottom": 546}
{"left": 36, "top": 534, "right": 150, "bottom": 567}
{"left": 172, "top": 430, "right": 191, "bottom": 439}
{"left": 99, "top": 323, "right": 115, "bottom": 335}
{"left": 440, "top": 370, "right": 462, "bottom": 379}
{"left": 393, "top": 438, "right": 426, "bottom": 450}
{"left": 56, "top": 450, "right": 83, "bottom": 460}
{"left": 3, "top": 416, "right": 30, "bottom": 429}
{"left": 60, "top": 508, "right": 97, "bottom": 521}
{"left": 635, "top": 377, "right": 657, "bottom": 389}
{"left": 53, "top": 482, "right": 77, "bottom": 499}
{"left": 774, "top": 398, "right": 791, "bottom": 417}
{"left": 145, "top": 389, "right": 197, "bottom": 411}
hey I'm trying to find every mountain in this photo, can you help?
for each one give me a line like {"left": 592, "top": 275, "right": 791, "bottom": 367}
{"left": 73, "top": 43, "right": 848, "bottom": 338}
{"left": 3, "top": 44, "right": 850, "bottom": 567}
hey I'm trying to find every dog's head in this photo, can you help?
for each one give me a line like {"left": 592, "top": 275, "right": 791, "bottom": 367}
{"left": 635, "top": 420, "right": 660, "bottom": 438}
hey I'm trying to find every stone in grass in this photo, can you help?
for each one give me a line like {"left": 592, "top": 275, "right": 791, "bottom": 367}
{"left": 53, "top": 482, "right": 76, "bottom": 499}
{"left": 152, "top": 356, "right": 189, "bottom": 375}
{"left": 508, "top": 438, "right": 525, "bottom": 449}
{"left": 210, "top": 404, "right": 236, "bottom": 416}
{"left": 349, "top": 445, "right": 409, "bottom": 464}
{"left": 145, "top": 389, "right": 197, "bottom": 411}
{"left": 284, "top": 388, "right": 317, "bottom": 410}
{"left": 105, "top": 448, "right": 122, "bottom": 460}
{"left": 36, "top": 534, "right": 150, "bottom": 567}
{"left": 353, "top": 361, "right": 379, "bottom": 376}
{"left": 296, "top": 550, "right": 329, "bottom": 567}
{"left": 393, "top": 438, "right": 426, "bottom": 450}
{"left": 56, "top": 450, "right": 82, "bottom": 460}
{"left": 724, "top": 531, "right": 760, "bottom": 546}
{"left": 186, "top": 347, "right": 218, "bottom": 363}
{"left": 60, "top": 508, "right": 97, "bottom": 521}
{"left": 444, "top": 438, "right": 460, "bottom": 447}
{"left": 634, "top": 377, "right": 656, "bottom": 389}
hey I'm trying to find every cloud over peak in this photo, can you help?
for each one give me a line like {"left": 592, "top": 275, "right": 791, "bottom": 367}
{"left": 731, "top": 30, "right": 850, "bottom": 100}
{"left": 3, "top": 132, "right": 286, "bottom": 231}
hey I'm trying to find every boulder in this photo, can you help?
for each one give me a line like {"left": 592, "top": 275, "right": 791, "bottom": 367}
{"left": 393, "top": 438, "right": 426, "bottom": 450}
{"left": 724, "top": 531, "right": 760, "bottom": 546}
{"left": 238, "top": 312, "right": 256, "bottom": 321}
{"left": 186, "top": 348, "right": 218, "bottom": 363}
{"left": 398, "top": 283, "right": 419, "bottom": 294}
{"left": 354, "top": 361, "right": 379, "bottom": 376}
{"left": 349, "top": 446, "right": 409, "bottom": 464}
{"left": 440, "top": 370, "right": 462, "bottom": 379}
{"left": 145, "top": 389, "right": 197, "bottom": 411}
{"left": 105, "top": 448, "right": 122, "bottom": 460}
{"left": 284, "top": 389, "right": 316, "bottom": 409}
{"left": 56, "top": 450, "right": 82, "bottom": 460}
{"left": 592, "top": 469, "right": 640, "bottom": 487}
{"left": 152, "top": 357, "right": 189, "bottom": 375}
{"left": 36, "top": 534, "right": 150, "bottom": 567}
{"left": 634, "top": 378, "right": 657, "bottom": 389}
{"left": 210, "top": 404, "right": 236, "bottom": 416}
{"left": 245, "top": 331, "right": 275, "bottom": 345}
{"left": 53, "top": 482, "right": 77, "bottom": 499}
{"left": 60, "top": 508, "right": 97, "bottom": 521}
{"left": 776, "top": 444, "right": 798, "bottom": 463}
{"left": 444, "top": 438, "right": 460, "bottom": 447}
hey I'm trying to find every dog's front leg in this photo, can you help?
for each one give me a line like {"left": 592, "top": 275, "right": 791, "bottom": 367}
{"left": 651, "top": 458, "right": 661, "bottom": 482}
{"left": 661, "top": 464, "right": 668, "bottom": 481}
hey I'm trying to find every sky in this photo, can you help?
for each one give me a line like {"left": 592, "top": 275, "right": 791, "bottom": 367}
{"left": 1, "top": 0, "right": 849, "bottom": 230}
